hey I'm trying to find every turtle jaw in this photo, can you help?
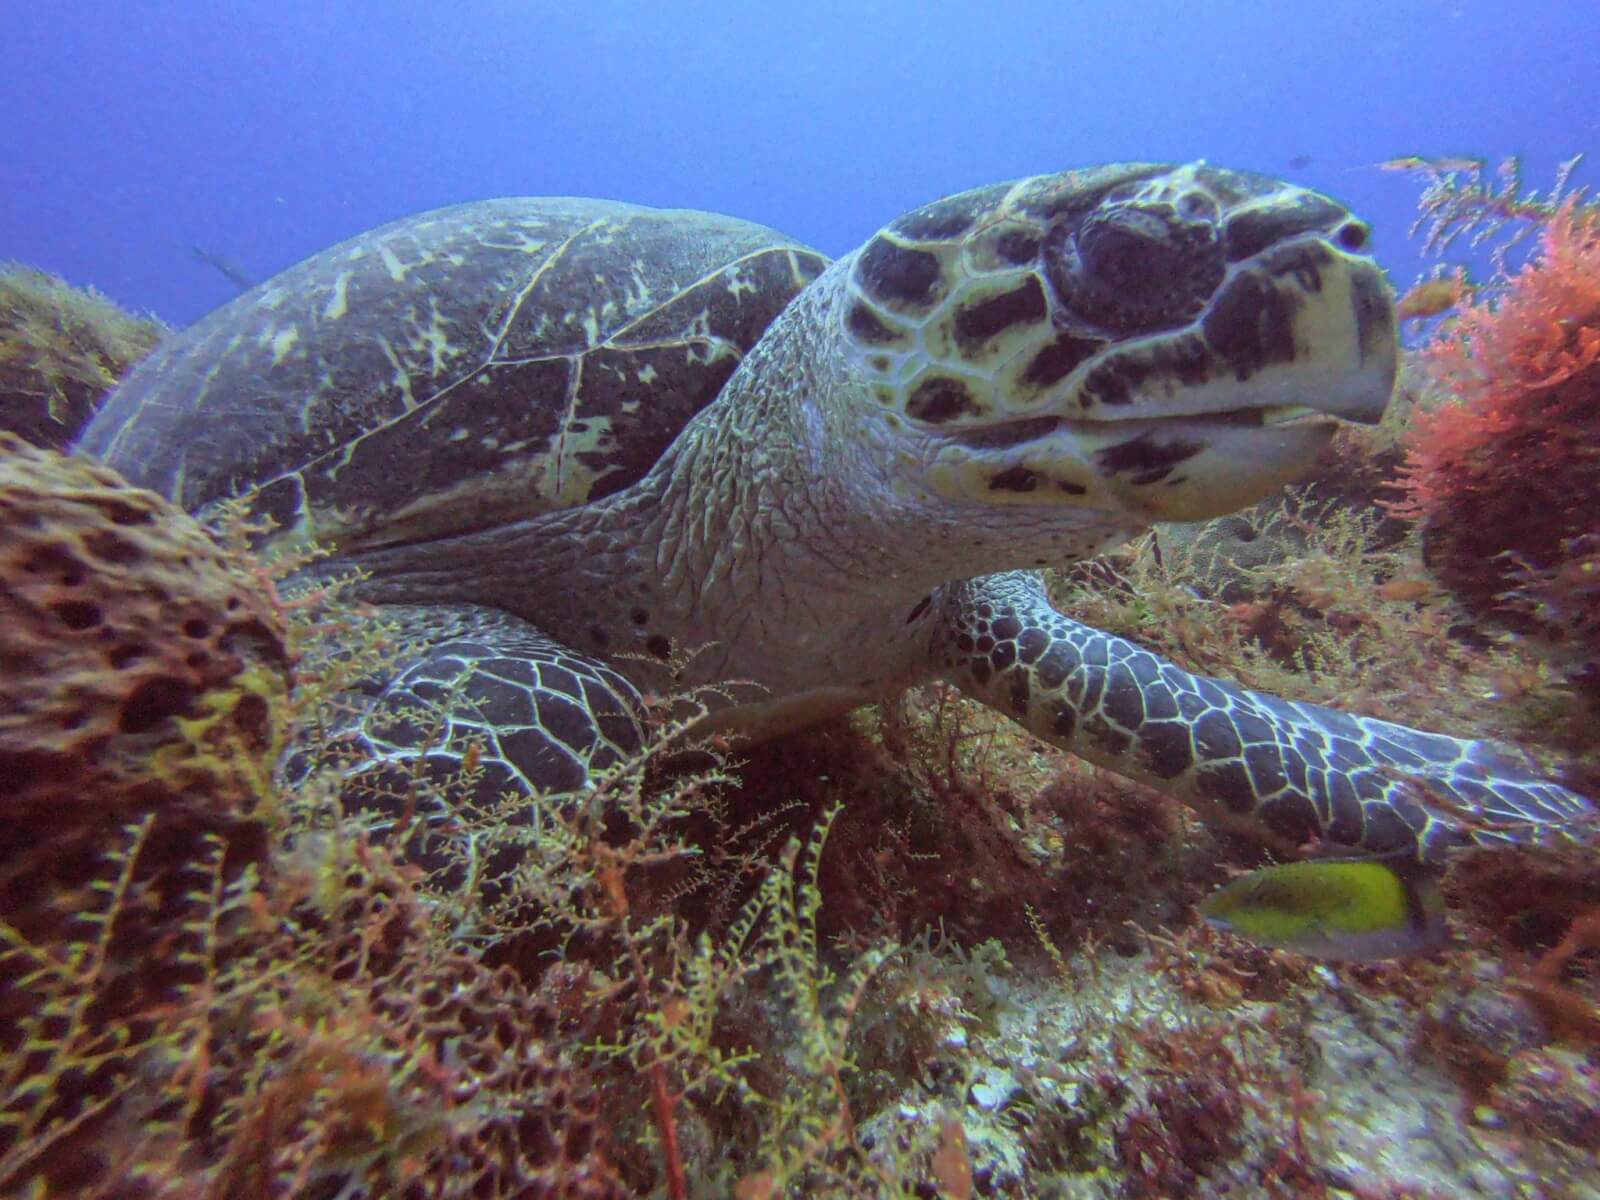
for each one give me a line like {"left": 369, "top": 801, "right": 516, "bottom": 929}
{"left": 925, "top": 408, "right": 1344, "bottom": 524}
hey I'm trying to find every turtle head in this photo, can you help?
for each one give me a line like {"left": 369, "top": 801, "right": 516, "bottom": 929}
{"left": 840, "top": 162, "right": 1396, "bottom": 525}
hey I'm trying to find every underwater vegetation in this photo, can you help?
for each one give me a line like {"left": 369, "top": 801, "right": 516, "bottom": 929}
{"left": 0, "top": 441, "right": 627, "bottom": 1198}
{"left": 1387, "top": 159, "right": 1600, "bottom": 700}
{"left": 1, "top": 161, "right": 1599, "bottom": 1198}
{"left": 0, "top": 267, "right": 163, "bottom": 450}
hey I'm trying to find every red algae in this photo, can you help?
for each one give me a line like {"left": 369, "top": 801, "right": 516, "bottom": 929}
{"left": 1394, "top": 200, "right": 1600, "bottom": 690}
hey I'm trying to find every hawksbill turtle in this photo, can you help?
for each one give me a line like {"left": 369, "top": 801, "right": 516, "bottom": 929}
{"left": 77, "top": 163, "right": 1594, "bottom": 949}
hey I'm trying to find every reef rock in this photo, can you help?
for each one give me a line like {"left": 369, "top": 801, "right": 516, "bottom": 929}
{"left": 0, "top": 432, "right": 291, "bottom": 828}
{"left": 0, "top": 267, "right": 163, "bottom": 449}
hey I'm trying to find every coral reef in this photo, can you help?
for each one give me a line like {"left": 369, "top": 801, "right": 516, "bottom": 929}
{"left": 4, "top": 158, "right": 1600, "bottom": 1195}
{"left": 0, "top": 267, "right": 163, "bottom": 449}
{"left": 0, "top": 547, "right": 1591, "bottom": 1200}
{"left": 1392, "top": 167, "right": 1600, "bottom": 697}
{"left": 190, "top": 830, "right": 626, "bottom": 1200}
{"left": 0, "top": 434, "right": 292, "bottom": 830}
{"left": 0, "top": 433, "right": 296, "bottom": 1060}
{"left": 1493, "top": 1046, "right": 1600, "bottom": 1149}
{"left": 0, "top": 813, "right": 628, "bottom": 1198}
{"left": 0, "top": 442, "right": 625, "bottom": 1197}
{"left": 0, "top": 436, "right": 295, "bottom": 1195}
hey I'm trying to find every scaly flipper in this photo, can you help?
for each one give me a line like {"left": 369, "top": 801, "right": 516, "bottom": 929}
{"left": 937, "top": 572, "right": 1596, "bottom": 862}
{"left": 317, "top": 603, "right": 645, "bottom": 880}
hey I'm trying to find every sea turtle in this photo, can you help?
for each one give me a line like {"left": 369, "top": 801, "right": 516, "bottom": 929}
{"left": 77, "top": 163, "right": 1594, "bottom": 943}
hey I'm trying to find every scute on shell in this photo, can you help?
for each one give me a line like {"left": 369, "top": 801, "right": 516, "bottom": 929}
{"left": 79, "top": 198, "right": 826, "bottom": 553}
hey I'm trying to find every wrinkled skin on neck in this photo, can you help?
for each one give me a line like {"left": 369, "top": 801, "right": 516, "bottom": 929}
{"left": 345, "top": 268, "right": 1151, "bottom": 727}
{"left": 346, "top": 162, "right": 1399, "bottom": 730}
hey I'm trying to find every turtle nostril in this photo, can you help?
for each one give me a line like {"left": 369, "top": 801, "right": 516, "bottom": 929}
{"left": 1337, "top": 220, "right": 1370, "bottom": 251}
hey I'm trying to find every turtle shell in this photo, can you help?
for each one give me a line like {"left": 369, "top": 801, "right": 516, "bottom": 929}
{"left": 78, "top": 198, "right": 827, "bottom": 550}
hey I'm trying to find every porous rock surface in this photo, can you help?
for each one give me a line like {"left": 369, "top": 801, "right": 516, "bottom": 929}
{"left": 0, "top": 432, "right": 291, "bottom": 824}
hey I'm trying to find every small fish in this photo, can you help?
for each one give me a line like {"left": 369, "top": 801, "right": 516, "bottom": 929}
{"left": 1430, "top": 155, "right": 1487, "bottom": 174}
{"left": 1376, "top": 576, "right": 1435, "bottom": 601}
{"left": 1374, "top": 155, "right": 1484, "bottom": 175}
{"left": 189, "top": 245, "right": 257, "bottom": 293}
{"left": 1287, "top": 153, "right": 1313, "bottom": 171}
{"left": 1200, "top": 859, "right": 1448, "bottom": 961}
{"left": 1396, "top": 273, "right": 1468, "bottom": 321}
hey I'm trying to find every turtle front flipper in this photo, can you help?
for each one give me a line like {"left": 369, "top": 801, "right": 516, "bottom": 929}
{"left": 936, "top": 572, "right": 1597, "bottom": 861}
{"left": 316, "top": 603, "right": 645, "bottom": 879}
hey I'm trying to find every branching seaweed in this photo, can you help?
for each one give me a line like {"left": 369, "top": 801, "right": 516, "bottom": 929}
{"left": 1403, "top": 153, "right": 1589, "bottom": 273}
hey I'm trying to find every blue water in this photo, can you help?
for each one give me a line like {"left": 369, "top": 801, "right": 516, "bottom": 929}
{"left": 5, "top": 0, "right": 1596, "bottom": 326}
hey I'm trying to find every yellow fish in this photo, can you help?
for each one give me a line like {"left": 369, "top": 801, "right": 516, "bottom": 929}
{"left": 1376, "top": 576, "right": 1436, "bottom": 602}
{"left": 1396, "top": 277, "right": 1465, "bottom": 321}
{"left": 1200, "top": 859, "right": 1448, "bottom": 961}
{"left": 1395, "top": 270, "right": 1465, "bottom": 321}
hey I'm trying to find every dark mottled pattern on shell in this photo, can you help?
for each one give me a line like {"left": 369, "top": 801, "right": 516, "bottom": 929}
{"left": 79, "top": 198, "right": 825, "bottom": 548}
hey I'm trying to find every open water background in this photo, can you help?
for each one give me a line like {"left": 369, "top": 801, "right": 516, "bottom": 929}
{"left": 4, "top": 0, "right": 1597, "bottom": 325}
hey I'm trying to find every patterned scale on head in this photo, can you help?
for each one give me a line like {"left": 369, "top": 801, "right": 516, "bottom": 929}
{"left": 77, "top": 162, "right": 1595, "bottom": 954}
{"left": 839, "top": 162, "right": 1390, "bottom": 522}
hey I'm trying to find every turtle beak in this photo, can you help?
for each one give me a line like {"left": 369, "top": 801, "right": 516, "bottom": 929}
{"left": 1072, "top": 239, "right": 1398, "bottom": 520}
{"left": 1326, "top": 255, "right": 1398, "bottom": 424}
{"left": 1179, "top": 240, "right": 1398, "bottom": 429}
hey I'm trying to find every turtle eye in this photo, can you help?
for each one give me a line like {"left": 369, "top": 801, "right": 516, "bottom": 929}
{"left": 1177, "top": 190, "right": 1219, "bottom": 223}
{"left": 1045, "top": 202, "right": 1226, "bottom": 333}
{"left": 1081, "top": 211, "right": 1178, "bottom": 293}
